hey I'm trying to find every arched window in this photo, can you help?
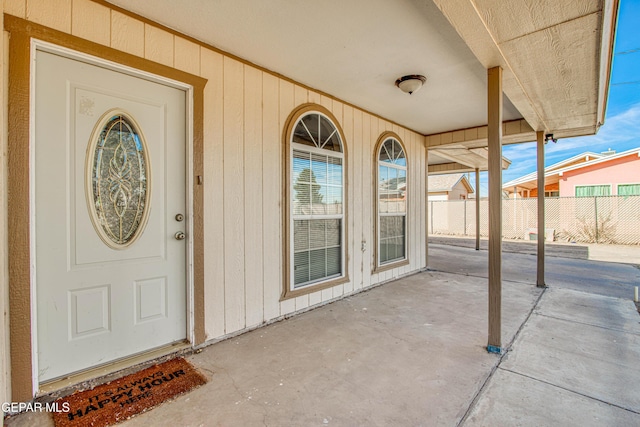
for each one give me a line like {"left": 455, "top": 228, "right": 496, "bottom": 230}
{"left": 376, "top": 134, "right": 407, "bottom": 267}
{"left": 284, "top": 105, "right": 347, "bottom": 297}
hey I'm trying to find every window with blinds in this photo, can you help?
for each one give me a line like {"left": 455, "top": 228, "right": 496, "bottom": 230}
{"left": 290, "top": 112, "right": 344, "bottom": 289}
{"left": 377, "top": 137, "right": 407, "bottom": 265}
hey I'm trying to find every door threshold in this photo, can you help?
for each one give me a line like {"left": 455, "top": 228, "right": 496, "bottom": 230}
{"left": 38, "top": 341, "right": 192, "bottom": 396}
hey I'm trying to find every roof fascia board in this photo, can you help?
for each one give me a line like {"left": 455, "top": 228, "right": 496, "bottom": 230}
{"left": 552, "top": 147, "right": 640, "bottom": 175}
{"left": 429, "top": 149, "right": 478, "bottom": 169}
{"left": 503, "top": 166, "right": 569, "bottom": 188}
{"left": 597, "top": 0, "right": 620, "bottom": 129}
{"left": 460, "top": 176, "right": 475, "bottom": 193}
{"left": 426, "top": 119, "right": 535, "bottom": 149}
{"left": 429, "top": 162, "right": 478, "bottom": 174}
{"left": 502, "top": 147, "right": 640, "bottom": 188}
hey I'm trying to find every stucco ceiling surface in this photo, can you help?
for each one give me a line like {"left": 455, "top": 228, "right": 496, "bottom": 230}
{"left": 105, "top": 0, "right": 614, "bottom": 140}
{"left": 432, "top": 0, "right": 615, "bottom": 139}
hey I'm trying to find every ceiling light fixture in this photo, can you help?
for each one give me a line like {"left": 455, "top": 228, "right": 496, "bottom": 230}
{"left": 395, "top": 74, "right": 427, "bottom": 95}
{"left": 544, "top": 133, "right": 557, "bottom": 144}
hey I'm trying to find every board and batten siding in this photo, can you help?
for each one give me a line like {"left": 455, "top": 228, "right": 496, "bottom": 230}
{"left": 2, "top": 0, "right": 428, "bottom": 346}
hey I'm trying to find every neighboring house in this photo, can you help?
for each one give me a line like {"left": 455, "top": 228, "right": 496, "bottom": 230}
{"left": 428, "top": 173, "right": 474, "bottom": 200}
{"left": 428, "top": 173, "right": 476, "bottom": 236}
{"left": 503, "top": 148, "right": 640, "bottom": 198}
{"left": 0, "top": 0, "right": 616, "bottom": 405}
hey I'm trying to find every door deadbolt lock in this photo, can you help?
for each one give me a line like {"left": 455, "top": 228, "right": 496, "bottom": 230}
{"left": 175, "top": 231, "right": 186, "bottom": 240}
{"left": 175, "top": 213, "right": 184, "bottom": 222}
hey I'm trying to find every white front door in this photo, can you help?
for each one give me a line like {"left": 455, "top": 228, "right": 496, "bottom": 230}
{"left": 34, "top": 49, "right": 188, "bottom": 383}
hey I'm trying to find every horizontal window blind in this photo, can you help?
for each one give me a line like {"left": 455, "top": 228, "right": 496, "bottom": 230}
{"left": 379, "top": 216, "right": 405, "bottom": 264}
{"left": 293, "top": 219, "right": 341, "bottom": 287}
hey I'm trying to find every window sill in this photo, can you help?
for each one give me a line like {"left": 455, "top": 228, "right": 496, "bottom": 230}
{"left": 281, "top": 275, "right": 350, "bottom": 301}
{"left": 373, "top": 259, "right": 410, "bottom": 274}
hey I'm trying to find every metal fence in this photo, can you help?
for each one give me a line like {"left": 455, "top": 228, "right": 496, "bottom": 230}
{"left": 428, "top": 195, "right": 640, "bottom": 245}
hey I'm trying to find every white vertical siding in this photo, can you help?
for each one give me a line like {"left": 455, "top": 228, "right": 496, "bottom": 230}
{"left": 111, "top": 10, "right": 145, "bottom": 57}
{"left": 144, "top": 24, "right": 174, "bottom": 67}
{"left": 3, "top": 1, "right": 430, "bottom": 350}
{"left": 278, "top": 80, "right": 296, "bottom": 317}
{"left": 222, "top": 58, "right": 246, "bottom": 334}
{"left": 244, "top": 66, "right": 264, "bottom": 329}
{"left": 361, "top": 112, "right": 373, "bottom": 290}
{"left": 201, "top": 48, "right": 226, "bottom": 339}
{"left": 352, "top": 108, "right": 364, "bottom": 293}
{"left": 71, "top": 0, "right": 110, "bottom": 46}
{"left": 332, "top": 100, "right": 345, "bottom": 300}
{"left": 261, "top": 73, "right": 282, "bottom": 323}
{"left": 26, "top": 0, "right": 71, "bottom": 33}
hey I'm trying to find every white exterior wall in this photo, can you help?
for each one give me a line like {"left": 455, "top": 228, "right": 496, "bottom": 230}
{"left": 429, "top": 193, "right": 449, "bottom": 201}
{"left": 201, "top": 66, "right": 428, "bottom": 338}
{"left": 449, "top": 181, "right": 471, "bottom": 200}
{"left": 0, "top": 0, "right": 428, "bottom": 400}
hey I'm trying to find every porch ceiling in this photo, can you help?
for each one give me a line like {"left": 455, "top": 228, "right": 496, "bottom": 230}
{"left": 432, "top": 0, "right": 617, "bottom": 139}
{"left": 504, "top": 175, "right": 560, "bottom": 192}
{"left": 429, "top": 147, "right": 510, "bottom": 172}
{"left": 105, "top": 0, "right": 617, "bottom": 160}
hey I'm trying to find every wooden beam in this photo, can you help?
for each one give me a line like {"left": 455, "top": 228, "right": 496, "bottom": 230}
{"left": 487, "top": 66, "right": 503, "bottom": 354}
{"left": 468, "top": 148, "right": 512, "bottom": 170}
{"left": 428, "top": 162, "right": 476, "bottom": 174}
{"left": 537, "top": 131, "right": 546, "bottom": 288}
{"left": 429, "top": 148, "right": 477, "bottom": 169}
{"left": 426, "top": 119, "right": 535, "bottom": 149}
{"left": 427, "top": 157, "right": 509, "bottom": 175}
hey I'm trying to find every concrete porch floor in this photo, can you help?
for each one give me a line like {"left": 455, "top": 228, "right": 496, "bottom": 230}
{"left": 7, "top": 243, "right": 640, "bottom": 426}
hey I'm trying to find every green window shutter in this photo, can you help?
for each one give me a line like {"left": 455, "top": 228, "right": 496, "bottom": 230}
{"left": 575, "top": 185, "right": 610, "bottom": 197}
{"left": 618, "top": 184, "right": 640, "bottom": 196}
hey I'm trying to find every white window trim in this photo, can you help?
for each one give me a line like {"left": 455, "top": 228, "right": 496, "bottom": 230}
{"left": 375, "top": 135, "right": 409, "bottom": 270}
{"left": 288, "top": 114, "right": 346, "bottom": 293}
{"left": 616, "top": 182, "right": 640, "bottom": 196}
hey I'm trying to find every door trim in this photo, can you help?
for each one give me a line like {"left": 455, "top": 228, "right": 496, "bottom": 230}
{"left": 6, "top": 15, "right": 207, "bottom": 401}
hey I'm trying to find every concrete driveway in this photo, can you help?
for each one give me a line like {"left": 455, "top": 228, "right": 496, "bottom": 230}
{"left": 428, "top": 237, "right": 640, "bottom": 300}
{"left": 7, "top": 242, "right": 640, "bottom": 426}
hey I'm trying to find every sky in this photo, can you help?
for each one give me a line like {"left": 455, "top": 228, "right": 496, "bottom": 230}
{"left": 475, "top": 0, "right": 640, "bottom": 196}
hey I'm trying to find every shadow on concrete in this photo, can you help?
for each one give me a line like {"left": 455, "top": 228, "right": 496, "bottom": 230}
{"left": 429, "top": 235, "right": 589, "bottom": 260}
{"left": 427, "top": 238, "right": 640, "bottom": 300}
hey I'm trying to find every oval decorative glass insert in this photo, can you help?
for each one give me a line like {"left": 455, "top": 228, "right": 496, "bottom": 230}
{"left": 87, "top": 110, "right": 151, "bottom": 249}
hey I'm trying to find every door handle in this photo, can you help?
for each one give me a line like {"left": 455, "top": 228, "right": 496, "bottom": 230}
{"left": 174, "top": 231, "right": 186, "bottom": 240}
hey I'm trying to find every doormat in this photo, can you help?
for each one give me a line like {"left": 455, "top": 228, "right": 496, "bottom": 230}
{"left": 52, "top": 357, "right": 207, "bottom": 427}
